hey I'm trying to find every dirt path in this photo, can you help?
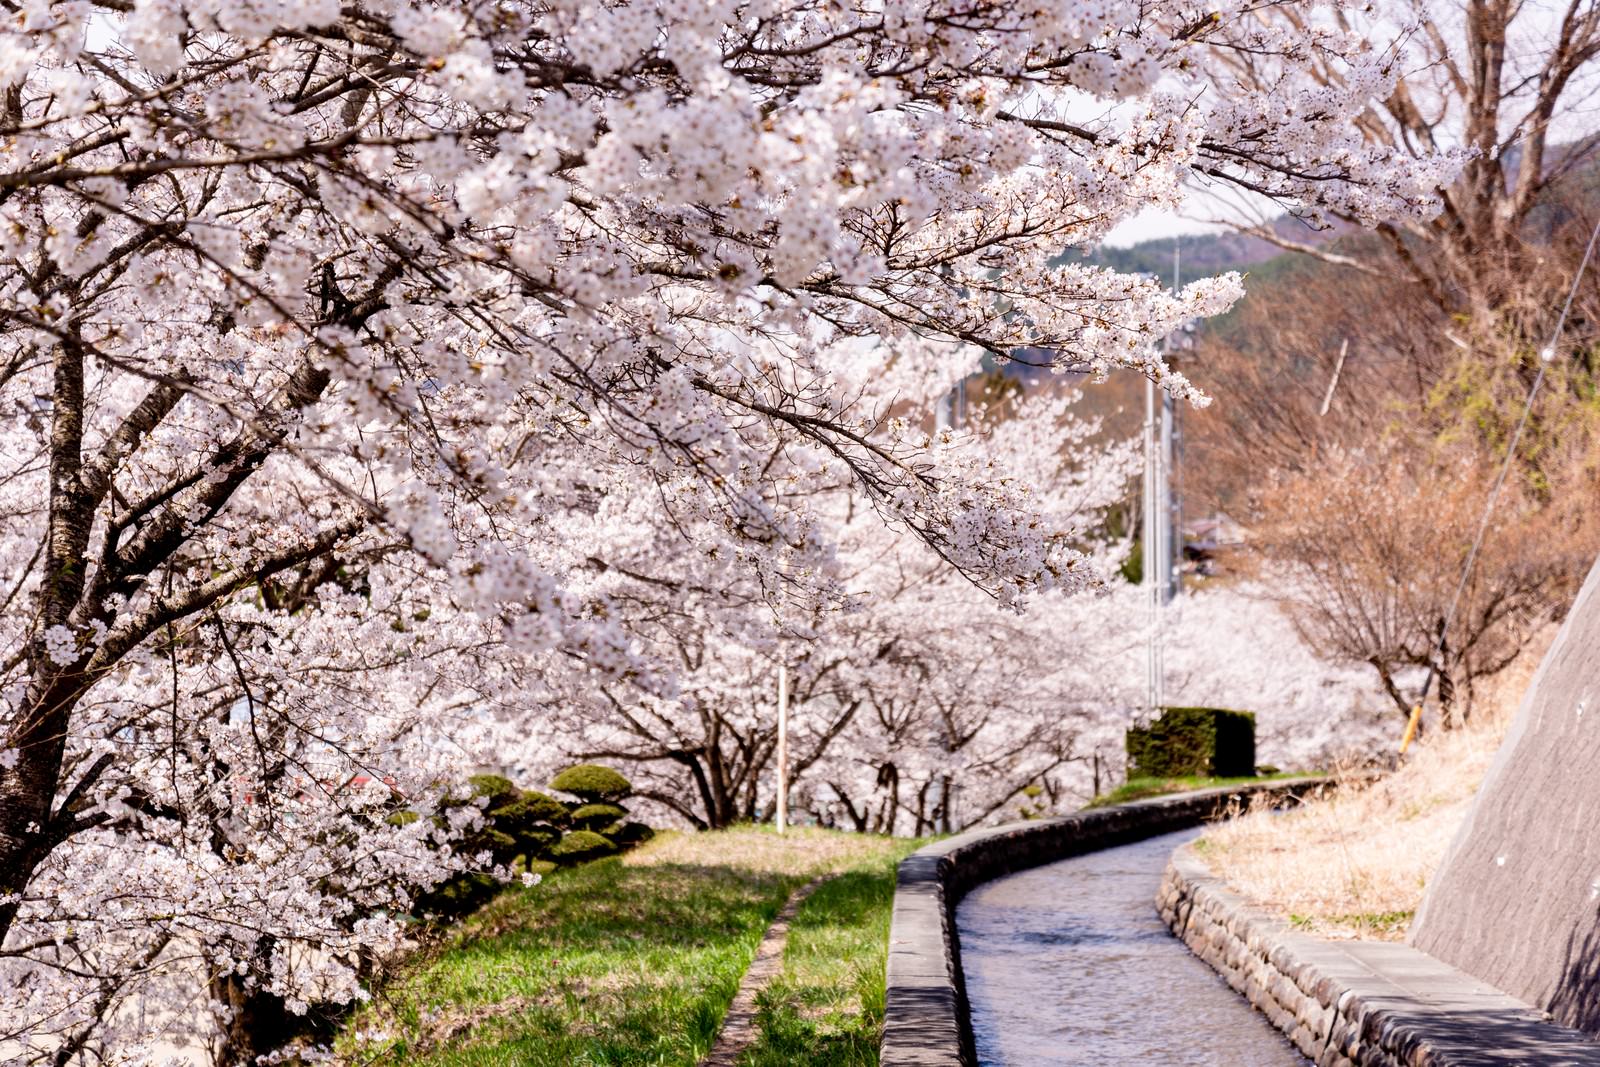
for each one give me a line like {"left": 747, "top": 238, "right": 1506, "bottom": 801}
{"left": 699, "top": 875, "right": 829, "bottom": 1067}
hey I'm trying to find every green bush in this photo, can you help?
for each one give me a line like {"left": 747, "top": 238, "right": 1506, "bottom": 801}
{"left": 412, "top": 776, "right": 574, "bottom": 917}
{"left": 514, "top": 827, "right": 562, "bottom": 861}
{"left": 549, "top": 764, "right": 633, "bottom": 802}
{"left": 417, "top": 871, "right": 502, "bottom": 917}
{"left": 551, "top": 830, "right": 618, "bottom": 863}
{"left": 466, "top": 773, "right": 518, "bottom": 804}
{"left": 1126, "top": 706, "right": 1256, "bottom": 778}
{"left": 610, "top": 821, "right": 655, "bottom": 847}
{"left": 569, "top": 802, "right": 629, "bottom": 830}
{"left": 520, "top": 790, "right": 571, "bottom": 824}
{"left": 413, "top": 766, "right": 653, "bottom": 915}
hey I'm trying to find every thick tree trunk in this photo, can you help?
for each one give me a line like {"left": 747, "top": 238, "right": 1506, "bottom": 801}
{"left": 0, "top": 644, "right": 92, "bottom": 944}
{"left": 210, "top": 952, "right": 302, "bottom": 1067}
{"left": 1411, "top": 553, "right": 1600, "bottom": 1034}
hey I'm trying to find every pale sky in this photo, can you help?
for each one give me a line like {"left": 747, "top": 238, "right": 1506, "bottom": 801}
{"left": 1103, "top": 208, "right": 1227, "bottom": 248}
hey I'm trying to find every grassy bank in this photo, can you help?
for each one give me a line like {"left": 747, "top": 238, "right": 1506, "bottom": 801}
{"left": 743, "top": 850, "right": 906, "bottom": 1066}
{"left": 336, "top": 827, "right": 920, "bottom": 1066}
{"left": 1085, "top": 770, "right": 1311, "bottom": 808}
{"left": 1195, "top": 631, "right": 1549, "bottom": 941}
{"left": 1193, "top": 724, "right": 1505, "bottom": 941}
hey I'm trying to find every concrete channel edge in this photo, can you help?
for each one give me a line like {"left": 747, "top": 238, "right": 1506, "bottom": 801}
{"left": 1159, "top": 846, "right": 1600, "bottom": 1066}
{"left": 879, "top": 778, "right": 1334, "bottom": 1067}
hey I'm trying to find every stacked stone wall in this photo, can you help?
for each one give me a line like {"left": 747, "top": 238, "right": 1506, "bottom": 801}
{"left": 1161, "top": 848, "right": 1600, "bottom": 1067}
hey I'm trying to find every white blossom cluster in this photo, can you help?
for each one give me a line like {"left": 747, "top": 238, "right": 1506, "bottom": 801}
{"left": 0, "top": 0, "right": 1453, "bottom": 1057}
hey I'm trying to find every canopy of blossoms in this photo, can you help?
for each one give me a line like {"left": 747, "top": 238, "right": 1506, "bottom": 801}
{"left": 0, "top": 0, "right": 1454, "bottom": 1059}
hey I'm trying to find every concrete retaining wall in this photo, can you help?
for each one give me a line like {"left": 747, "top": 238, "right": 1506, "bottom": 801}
{"left": 1161, "top": 847, "right": 1600, "bottom": 1067}
{"left": 879, "top": 778, "right": 1332, "bottom": 1067}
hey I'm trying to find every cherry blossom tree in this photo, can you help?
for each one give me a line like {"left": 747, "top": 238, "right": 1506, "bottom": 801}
{"left": 527, "top": 374, "right": 1143, "bottom": 834}
{"left": 0, "top": 0, "right": 1452, "bottom": 1059}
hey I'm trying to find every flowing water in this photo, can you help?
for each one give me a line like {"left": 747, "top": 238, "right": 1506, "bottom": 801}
{"left": 957, "top": 828, "right": 1311, "bottom": 1067}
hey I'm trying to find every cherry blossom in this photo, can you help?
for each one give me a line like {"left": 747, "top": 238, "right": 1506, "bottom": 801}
{"left": 0, "top": 0, "right": 1451, "bottom": 1059}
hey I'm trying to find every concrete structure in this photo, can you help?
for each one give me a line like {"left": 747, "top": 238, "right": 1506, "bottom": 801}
{"left": 879, "top": 779, "right": 1332, "bottom": 1066}
{"left": 1413, "top": 556, "right": 1600, "bottom": 1034}
{"left": 1163, "top": 846, "right": 1600, "bottom": 1066}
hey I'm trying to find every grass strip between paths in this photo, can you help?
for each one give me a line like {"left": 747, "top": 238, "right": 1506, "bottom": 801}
{"left": 700, "top": 874, "right": 830, "bottom": 1067}
{"left": 740, "top": 846, "right": 916, "bottom": 1067}
{"left": 1086, "top": 771, "right": 1314, "bottom": 808}
{"left": 335, "top": 827, "right": 920, "bottom": 1066}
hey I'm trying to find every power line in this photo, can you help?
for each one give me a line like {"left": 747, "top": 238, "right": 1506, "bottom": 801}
{"left": 1415, "top": 214, "right": 1600, "bottom": 717}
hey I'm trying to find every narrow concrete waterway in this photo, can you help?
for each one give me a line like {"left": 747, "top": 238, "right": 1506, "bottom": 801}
{"left": 957, "top": 828, "right": 1311, "bottom": 1066}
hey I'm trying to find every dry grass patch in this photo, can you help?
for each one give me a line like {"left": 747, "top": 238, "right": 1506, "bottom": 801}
{"left": 624, "top": 824, "right": 906, "bottom": 878}
{"left": 1196, "top": 633, "right": 1550, "bottom": 941}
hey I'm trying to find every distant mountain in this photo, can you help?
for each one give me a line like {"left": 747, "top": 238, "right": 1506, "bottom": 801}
{"left": 996, "top": 218, "right": 1336, "bottom": 442}
{"left": 1055, "top": 214, "right": 1343, "bottom": 281}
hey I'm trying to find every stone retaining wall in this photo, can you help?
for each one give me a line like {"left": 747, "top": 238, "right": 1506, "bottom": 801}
{"left": 1161, "top": 847, "right": 1600, "bottom": 1067}
{"left": 879, "top": 778, "right": 1333, "bottom": 1067}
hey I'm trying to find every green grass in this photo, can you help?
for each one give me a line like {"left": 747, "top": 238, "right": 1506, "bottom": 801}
{"left": 742, "top": 844, "right": 920, "bottom": 1066}
{"left": 1290, "top": 909, "right": 1414, "bottom": 937}
{"left": 335, "top": 827, "right": 920, "bottom": 1067}
{"left": 1084, "top": 771, "right": 1312, "bottom": 809}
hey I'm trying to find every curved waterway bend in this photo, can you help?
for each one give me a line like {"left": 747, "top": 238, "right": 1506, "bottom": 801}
{"left": 957, "top": 828, "right": 1309, "bottom": 1067}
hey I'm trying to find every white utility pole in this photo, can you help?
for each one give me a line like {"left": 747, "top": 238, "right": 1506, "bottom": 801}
{"left": 1143, "top": 374, "right": 1167, "bottom": 713}
{"left": 776, "top": 660, "right": 788, "bottom": 834}
{"left": 1143, "top": 243, "right": 1184, "bottom": 715}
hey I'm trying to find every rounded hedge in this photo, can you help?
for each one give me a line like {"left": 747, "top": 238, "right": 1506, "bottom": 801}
{"left": 550, "top": 830, "right": 618, "bottom": 864}
{"left": 610, "top": 821, "right": 656, "bottom": 847}
{"left": 519, "top": 790, "right": 571, "bottom": 825}
{"left": 467, "top": 773, "right": 518, "bottom": 802}
{"left": 549, "top": 764, "right": 632, "bottom": 802}
{"left": 514, "top": 827, "right": 561, "bottom": 862}
{"left": 569, "top": 802, "right": 628, "bottom": 829}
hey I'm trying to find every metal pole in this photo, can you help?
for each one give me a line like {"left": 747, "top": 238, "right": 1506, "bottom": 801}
{"left": 1161, "top": 385, "right": 1175, "bottom": 602}
{"left": 776, "top": 661, "right": 788, "bottom": 833}
{"left": 1166, "top": 241, "right": 1180, "bottom": 603}
{"left": 1143, "top": 375, "right": 1163, "bottom": 713}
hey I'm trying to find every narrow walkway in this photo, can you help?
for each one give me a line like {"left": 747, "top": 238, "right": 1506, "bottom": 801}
{"left": 956, "top": 828, "right": 1310, "bottom": 1067}
{"left": 700, "top": 875, "right": 827, "bottom": 1067}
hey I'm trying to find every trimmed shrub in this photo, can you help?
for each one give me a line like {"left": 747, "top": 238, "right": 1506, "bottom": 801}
{"left": 466, "top": 773, "right": 518, "bottom": 803}
{"left": 551, "top": 830, "right": 617, "bottom": 864}
{"left": 414, "top": 766, "right": 653, "bottom": 915}
{"left": 519, "top": 790, "right": 570, "bottom": 825}
{"left": 418, "top": 872, "right": 501, "bottom": 917}
{"left": 570, "top": 802, "right": 628, "bottom": 830}
{"left": 513, "top": 827, "right": 562, "bottom": 863}
{"left": 549, "top": 764, "right": 632, "bottom": 802}
{"left": 610, "top": 821, "right": 656, "bottom": 847}
{"left": 1126, "top": 706, "right": 1256, "bottom": 779}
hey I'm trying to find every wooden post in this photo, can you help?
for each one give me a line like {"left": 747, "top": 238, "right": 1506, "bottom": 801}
{"left": 776, "top": 662, "right": 788, "bottom": 834}
{"left": 1399, "top": 703, "right": 1423, "bottom": 756}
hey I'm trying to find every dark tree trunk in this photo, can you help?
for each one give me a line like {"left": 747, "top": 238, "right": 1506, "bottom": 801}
{"left": 208, "top": 942, "right": 338, "bottom": 1067}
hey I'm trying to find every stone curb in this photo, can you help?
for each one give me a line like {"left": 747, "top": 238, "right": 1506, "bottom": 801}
{"left": 879, "top": 777, "right": 1334, "bottom": 1067}
{"left": 1160, "top": 846, "right": 1600, "bottom": 1066}
{"left": 700, "top": 874, "right": 829, "bottom": 1067}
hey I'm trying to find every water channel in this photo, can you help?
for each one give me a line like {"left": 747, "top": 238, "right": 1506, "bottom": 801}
{"left": 957, "top": 828, "right": 1311, "bottom": 1067}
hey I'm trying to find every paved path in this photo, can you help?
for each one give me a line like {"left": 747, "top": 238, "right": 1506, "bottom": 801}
{"left": 957, "top": 828, "right": 1310, "bottom": 1067}
{"left": 700, "top": 875, "right": 827, "bottom": 1067}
